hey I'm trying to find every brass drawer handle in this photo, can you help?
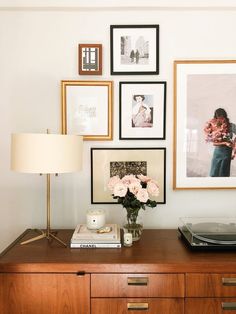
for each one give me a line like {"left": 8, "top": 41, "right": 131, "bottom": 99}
{"left": 127, "top": 302, "right": 149, "bottom": 311}
{"left": 127, "top": 277, "right": 149, "bottom": 286}
{"left": 222, "top": 278, "right": 236, "bottom": 286}
{"left": 222, "top": 302, "right": 236, "bottom": 310}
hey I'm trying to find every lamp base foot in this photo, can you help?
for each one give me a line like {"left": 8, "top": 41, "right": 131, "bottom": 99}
{"left": 20, "top": 229, "right": 67, "bottom": 247}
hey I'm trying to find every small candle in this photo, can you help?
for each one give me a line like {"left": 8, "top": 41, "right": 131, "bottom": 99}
{"left": 124, "top": 233, "right": 132, "bottom": 247}
{"left": 86, "top": 209, "right": 105, "bottom": 230}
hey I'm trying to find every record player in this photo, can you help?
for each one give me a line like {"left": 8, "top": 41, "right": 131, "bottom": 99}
{"left": 178, "top": 217, "right": 236, "bottom": 250}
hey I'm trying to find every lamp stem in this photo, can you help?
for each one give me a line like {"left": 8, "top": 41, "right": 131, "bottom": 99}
{"left": 46, "top": 174, "right": 51, "bottom": 237}
{"left": 20, "top": 173, "right": 67, "bottom": 247}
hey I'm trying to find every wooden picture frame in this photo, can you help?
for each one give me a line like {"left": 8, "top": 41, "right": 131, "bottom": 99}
{"left": 110, "top": 25, "right": 159, "bottom": 75}
{"left": 174, "top": 60, "right": 236, "bottom": 189}
{"left": 91, "top": 147, "right": 166, "bottom": 204}
{"left": 61, "top": 80, "right": 113, "bottom": 140}
{"left": 79, "top": 44, "right": 102, "bottom": 75}
{"left": 119, "top": 81, "right": 166, "bottom": 140}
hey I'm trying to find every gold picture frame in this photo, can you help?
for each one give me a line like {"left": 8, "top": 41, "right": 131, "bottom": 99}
{"left": 61, "top": 80, "right": 113, "bottom": 140}
{"left": 174, "top": 60, "right": 236, "bottom": 189}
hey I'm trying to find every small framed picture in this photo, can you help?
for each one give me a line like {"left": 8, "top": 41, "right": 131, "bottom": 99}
{"left": 110, "top": 25, "right": 159, "bottom": 75}
{"left": 91, "top": 147, "right": 166, "bottom": 204}
{"left": 79, "top": 44, "right": 102, "bottom": 75}
{"left": 174, "top": 60, "right": 236, "bottom": 189}
{"left": 119, "top": 81, "right": 166, "bottom": 140}
{"left": 61, "top": 80, "right": 113, "bottom": 140}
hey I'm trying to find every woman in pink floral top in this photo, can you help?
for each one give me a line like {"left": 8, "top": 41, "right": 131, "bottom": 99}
{"left": 204, "top": 108, "right": 236, "bottom": 177}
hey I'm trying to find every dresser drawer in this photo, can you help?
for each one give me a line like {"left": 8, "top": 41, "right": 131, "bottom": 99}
{"left": 92, "top": 298, "right": 184, "bottom": 314}
{"left": 186, "top": 298, "right": 236, "bottom": 314}
{"left": 186, "top": 274, "right": 236, "bottom": 297}
{"left": 91, "top": 274, "right": 184, "bottom": 297}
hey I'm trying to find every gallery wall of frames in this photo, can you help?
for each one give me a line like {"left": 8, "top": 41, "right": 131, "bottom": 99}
{"left": 1, "top": 4, "right": 236, "bottom": 252}
{"left": 65, "top": 24, "right": 167, "bottom": 206}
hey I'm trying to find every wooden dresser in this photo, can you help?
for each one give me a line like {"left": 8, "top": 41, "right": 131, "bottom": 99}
{"left": 1, "top": 229, "right": 236, "bottom": 314}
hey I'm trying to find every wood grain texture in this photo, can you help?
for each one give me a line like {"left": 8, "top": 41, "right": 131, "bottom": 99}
{"left": 1, "top": 229, "right": 236, "bottom": 273}
{"left": 185, "top": 298, "right": 236, "bottom": 314}
{"left": 0, "top": 273, "right": 90, "bottom": 314}
{"left": 2, "top": 229, "right": 236, "bottom": 314}
{"left": 91, "top": 273, "right": 184, "bottom": 297}
{"left": 91, "top": 298, "right": 184, "bottom": 314}
{"left": 186, "top": 273, "right": 236, "bottom": 297}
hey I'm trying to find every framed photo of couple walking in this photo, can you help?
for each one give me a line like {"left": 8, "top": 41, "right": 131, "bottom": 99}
{"left": 174, "top": 60, "right": 236, "bottom": 189}
{"left": 119, "top": 81, "right": 166, "bottom": 140}
{"left": 110, "top": 24, "right": 159, "bottom": 75}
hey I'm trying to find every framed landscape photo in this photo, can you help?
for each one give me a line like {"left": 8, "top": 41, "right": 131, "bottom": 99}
{"left": 61, "top": 80, "right": 113, "bottom": 140}
{"left": 91, "top": 147, "right": 166, "bottom": 204}
{"left": 174, "top": 60, "right": 236, "bottom": 189}
{"left": 78, "top": 44, "right": 102, "bottom": 75}
{"left": 119, "top": 81, "right": 166, "bottom": 140}
{"left": 110, "top": 25, "right": 159, "bottom": 75}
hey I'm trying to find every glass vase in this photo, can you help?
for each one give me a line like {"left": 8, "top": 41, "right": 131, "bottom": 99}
{"left": 123, "top": 208, "right": 143, "bottom": 241}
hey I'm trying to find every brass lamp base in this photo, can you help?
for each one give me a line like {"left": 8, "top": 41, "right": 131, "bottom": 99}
{"left": 20, "top": 174, "right": 67, "bottom": 247}
{"left": 21, "top": 229, "right": 67, "bottom": 247}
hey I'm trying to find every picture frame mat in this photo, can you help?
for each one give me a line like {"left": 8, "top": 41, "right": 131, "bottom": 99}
{"left": 120, "top": 82, "right": 165, "bottom": 139}
{"left": 112, "top": 27, "right": 157, "bottom": 72}
{"left": 66, "top": 85, "right": 108, "bottom": 136}
{"left": 174, "top": 60, "right": 236, "bottom": 189}
{"left": 61, "top": 80, "right": 113, "bottom": 141}
{"left": 91, "top": 148, "right": 166, "bottom": 203}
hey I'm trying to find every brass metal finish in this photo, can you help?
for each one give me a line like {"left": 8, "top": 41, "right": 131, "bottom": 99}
{"left": 127, "top": 277, "right": 149, "bottom": 286}
{"left": 222, "top": 302, "right": 236, "bottom": 310}
{"left": 222, "top": 278, "right": 236, "bottom": 286}
{"left": 21, "top": 174, "right": 67, "bottom": 247}
{"left": 127, "top": 303, "right": 149, "bottom": 310}
{"left": 61, "top": 80, "right": 113, "bottom": 141}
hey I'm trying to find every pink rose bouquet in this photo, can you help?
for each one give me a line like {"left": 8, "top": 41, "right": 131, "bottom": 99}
{"left": 107, "top": 174, "right": 159, "bottom": 226}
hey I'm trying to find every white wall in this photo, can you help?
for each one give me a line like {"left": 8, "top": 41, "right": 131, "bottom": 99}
{"left": 1, "top": 0, "right": 236, "bottom": 252}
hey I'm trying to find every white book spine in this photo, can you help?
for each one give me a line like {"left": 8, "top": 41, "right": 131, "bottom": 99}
{"left": 71, "top": 239, "right": 121, "bottom": 244}
{"left": 70, "top": 243, "right": 121, "bottom": 248}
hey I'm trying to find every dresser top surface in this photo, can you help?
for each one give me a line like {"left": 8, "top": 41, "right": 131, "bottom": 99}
{"left": 0, "top": 229, "right": 236, "bottom": 273}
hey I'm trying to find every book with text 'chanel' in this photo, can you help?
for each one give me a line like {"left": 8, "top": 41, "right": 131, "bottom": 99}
{"left": 70, "top": 242, "right": 121, "bottom": 248}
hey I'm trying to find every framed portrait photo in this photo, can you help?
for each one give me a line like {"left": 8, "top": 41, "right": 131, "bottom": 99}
{"left": 91, "top": 147, "right": 166, "bottom": 204}
{"left": 78, "top": 44, "right": 102, "bottom": 75}
{"left": 110, "top": 25, "right": 159, "bottom": 75}
{"left": 119, "top": 81, "right": 166, "bottom": 140}
{"left": 174, "top": 60, "right": 236, "bottom": 189}
{"left": 61, "top": 80, "right": 113, "bottom": 140}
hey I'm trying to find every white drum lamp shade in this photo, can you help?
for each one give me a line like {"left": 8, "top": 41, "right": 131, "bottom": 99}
{"left": 11, "top": 133, "right": 83, "bottom": 174}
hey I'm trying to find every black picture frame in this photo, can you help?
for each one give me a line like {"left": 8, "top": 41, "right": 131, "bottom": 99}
{"left": 91, "top": 147, "right": 166, "bottom": 204}
{"left": 110, "top": 25, "right": 159, "bottom": 75}
{"left": 119, "top": 81, "right": 166, "bottom": 140}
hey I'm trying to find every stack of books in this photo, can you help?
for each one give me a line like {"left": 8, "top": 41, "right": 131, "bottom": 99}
{"left": 70, "top": 223, "right": 121, "bottom": 248}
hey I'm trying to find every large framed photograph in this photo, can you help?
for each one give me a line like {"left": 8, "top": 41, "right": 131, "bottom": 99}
{"left": 61, "top": 80, "right": 113, "bottom": 140}
{"left": 91, "top": 147, "right": 166, "bottom": 204}
{"left": 119, "top": 81, "right": 166, "bottom": 140}
{"left": 174, "top": 60, "right": 236, "bottom": 189}
{"left": 78, "top": 44, "right": 102, "bottom": 75}
{"left": 110, "top": 25, "right": 159, "bottom": 75}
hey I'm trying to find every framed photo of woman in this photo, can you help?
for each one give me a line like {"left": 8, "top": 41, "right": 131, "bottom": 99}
{"left": 174, "top": 60, "right": 236, "bottom": 189}
{"left": 119, "top": 81, "right": 166, "bottom": 140}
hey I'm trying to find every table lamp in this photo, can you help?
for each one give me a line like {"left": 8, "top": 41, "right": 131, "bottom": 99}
{"left": 11, "top": 133, "right": 83, "bottom": 246}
